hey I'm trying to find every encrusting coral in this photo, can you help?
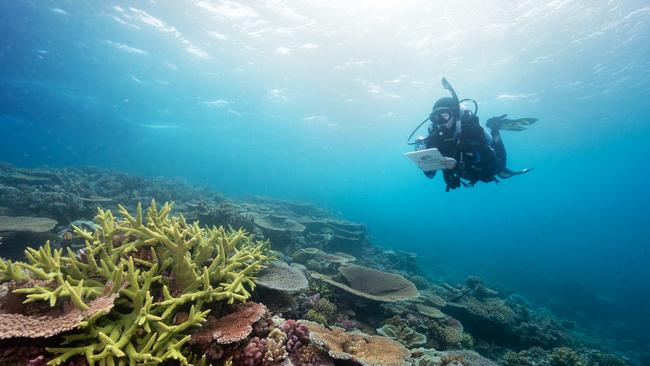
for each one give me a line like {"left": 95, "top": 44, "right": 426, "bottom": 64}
{"left": 377, "top": 323, "right": 427, "bottom": 349}
{"left": 0, "top": 201, "right": 272, "bottom": 365}
{"left": 302, "top": 320, "right": 410, "bottom": 366}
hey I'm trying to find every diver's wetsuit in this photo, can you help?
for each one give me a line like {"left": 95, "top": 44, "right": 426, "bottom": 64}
{"left": 424, "top": 115, "right": 506, "bottom": 189}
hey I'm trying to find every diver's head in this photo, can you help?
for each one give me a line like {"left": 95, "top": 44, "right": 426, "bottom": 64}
{"left": 430, "top": 97, "right": 459, "bottom": 129}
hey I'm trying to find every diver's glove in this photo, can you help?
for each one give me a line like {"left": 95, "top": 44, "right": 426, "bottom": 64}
{"left": 443, "top": 171, "right": 461, "bottom": 191}
{"left": 461, "top": 110, "right": 479, "bottom": 125}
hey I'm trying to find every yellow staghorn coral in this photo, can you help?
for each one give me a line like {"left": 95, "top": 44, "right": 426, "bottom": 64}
{"left": 0, "top": 201, "right": 272, "bottom": 366}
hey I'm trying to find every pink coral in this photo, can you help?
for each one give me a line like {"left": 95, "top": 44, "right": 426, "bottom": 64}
{"left": 232, "top": 334, "right": 288, "bottom": 366}
{"left": 281, "top": 320, "right": 310, "bottom": 354}
{"left": 237, "top": 337, "right": 266, "bottom": 366}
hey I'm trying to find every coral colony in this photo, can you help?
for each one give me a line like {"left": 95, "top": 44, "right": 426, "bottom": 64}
{"left": 0, "top": 165, "right": 630, "bottom": 366}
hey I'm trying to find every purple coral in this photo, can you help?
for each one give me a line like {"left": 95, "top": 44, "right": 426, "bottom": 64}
{"left": 0, "top": 346, "right": 47, "bottom": 366}
{"left": 281, "top": 320, "right": 310, "bottom": 353}
{"left": 236, "top": 337, "right": 266, "bottom": 366}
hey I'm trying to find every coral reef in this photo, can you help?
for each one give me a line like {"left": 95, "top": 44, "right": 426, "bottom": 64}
{"left": 407, "top": 348, "right": 499, "bottom": 366}
{"left": 0, "top": 293, "right": 118, "bottom": 338}
{"left": 304, "top": 297, "right": 338, "bottom": 325}
{"left": 312, "top": 264, "right": 419, "bottom": 302}
{"left": 0, "top": 201, "right": 271, "bottom": 365}
{"left": 432, "top": 277, "right": 574, "bottom": 350}
{"left": 235, "top": 335, "right": 288, "bottom": 366}
{"left": 429, "top": 315, "right": 465, "bottom": 347}
{"left": 587, "top": 351, "right": 628, "bottom": 366}
{"left": 281, "top": 320, "right": 310, "bottom": 353}
{"left": 0, "top": 164, "right": 638, "bottom": 366}
{"left": 409, "top": 348, "right": 445, "bottom": 366}
{"left": 377, "top": 323, "right": 427, "bottom": 348}
{"left": 0, "top": 344, "right": 50, "bottom": 366}
{"left": 226, "top": 319, "right": 312, "bottom": 366}
{"left": 444, "top": 350, "right": 498, "bottom": 366}
{"left": 504, "top": 348, "right": 547, "bottom": 366}
{"left": 551, "top": 347, "right": 586, "bottom": 366}
{"left": 302, "top": 320, "right": 410, "bottom": 366}
{"left": 195, "top": 202, "right": 255, "bottom": 234}
{"left": 255, "top": 261, "right": 308, "bottom": 293}
{"left": 503, "top": 348, "right": 629, "bottom": 366}
{"left": 0, "top": 215, "right": 57, "bottom": 232}
{"left": 191, "top": 302, "right": 268, "bottom": 345}
{"left": 292, "top": 343, "right": 334, "bottom": 366}
{"left": 292, "top": 248, "right": 356, "bottom": 267}
{"left": 416, "top": 304, "right": 446, "bottom": 319}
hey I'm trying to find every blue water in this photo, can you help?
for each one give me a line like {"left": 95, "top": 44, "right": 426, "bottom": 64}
{"left": 1, "top": 0, "right": 649, "bottom": 355}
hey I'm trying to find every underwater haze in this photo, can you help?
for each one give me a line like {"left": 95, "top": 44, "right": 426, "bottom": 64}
{"left": 1, "top": 0, "right": 649, "bottom": 358}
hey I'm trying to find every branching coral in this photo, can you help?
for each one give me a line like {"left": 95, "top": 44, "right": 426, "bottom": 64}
{"left": 0, "top": 201, "right": 272, "bottom": 365}
{"left": 551, "top": 347, "right": 586, "bottom": 366}
{"left": 587, "top": 351, "right": 627, "bottom": 366}
{"left": 234, "top": 335, "right": 288, "bottom": 366}
{"left": 305, "top": 298, "right": 337, "bottom": 325}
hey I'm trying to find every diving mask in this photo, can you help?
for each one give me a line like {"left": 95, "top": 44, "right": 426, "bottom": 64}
{"left": 429, "top": 107, "right": 454, "bottom": 125}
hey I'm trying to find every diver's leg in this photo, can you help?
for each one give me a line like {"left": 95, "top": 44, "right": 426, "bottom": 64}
{"left": 490, "top": 128, "right": 507, "bottom": 166}
{"left": 488, "top": 127, "right": 507, "bottom": 175}
{"left": 488, "top": 120, "right": 535, "bottom": 179}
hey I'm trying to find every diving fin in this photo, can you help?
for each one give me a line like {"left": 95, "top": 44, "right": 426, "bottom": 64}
{"left": 497, "top": 167, "right": 534, "bottom": 179}
{"left": 500, "top": 117, "right": 538, "bottom": 131}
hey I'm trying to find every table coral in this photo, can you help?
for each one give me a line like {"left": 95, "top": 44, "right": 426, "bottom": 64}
{"left": 191, "top": 302, "right": 267, "bottom": 345}
{"left": 0, "top": 201, "right": 272, "bottom": 365}
{"left": 302, "top": 320, "right": 410, "bottom": 366}
{"left": 0, "top": 293, "right": 118, "bottom": 339}
{"left": 255, "top": 261, "right": 308, "bottom": 292}
{"left": 311, "top": 264, "right": 419, "bottom": 302}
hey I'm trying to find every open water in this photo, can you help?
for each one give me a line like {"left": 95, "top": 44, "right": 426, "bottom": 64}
{"left": 1, "top": 0, "right": 649, "bottom": 358}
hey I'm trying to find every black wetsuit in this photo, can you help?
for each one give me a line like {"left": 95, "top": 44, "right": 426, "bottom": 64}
{"left": 424, "top": 115, "right": 506, "bottom": 190}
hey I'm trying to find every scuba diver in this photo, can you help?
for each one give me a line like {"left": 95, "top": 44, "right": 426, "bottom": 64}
{"left": 407, "top": 78, "right": 537, "bottom": 191}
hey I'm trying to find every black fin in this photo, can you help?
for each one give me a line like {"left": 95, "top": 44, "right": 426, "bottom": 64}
{"left": 501, "top": 117, "right": 538, "bottom": 131}
{"left": 497, "top": 167, "right": 534, "bottom": 179}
